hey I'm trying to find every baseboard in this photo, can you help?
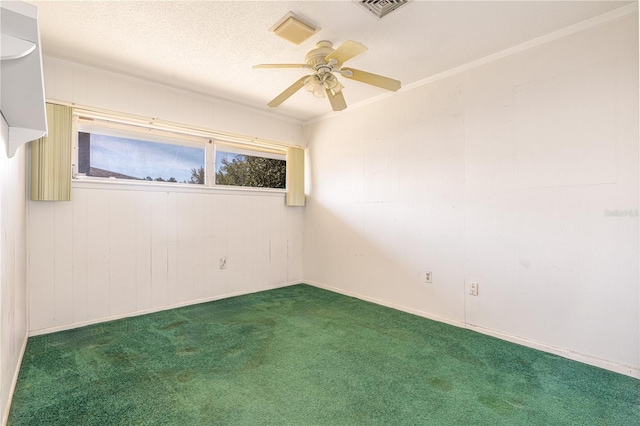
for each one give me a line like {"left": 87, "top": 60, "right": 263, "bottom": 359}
{"left": 29, "top": 280, "right": 303, "bottom": 337}
{"left": 466, "top": 324, "right": 640, "bottom": 379}
{"left": 305, "top": 280, "right": 640, "bottom": 379}
{"left": 26, "top": 279, "right": 640, "bottom": 379}
{"left": 2, "top": 328, "right": 29, "bottom": 426}
{"left": 306, "top": 280, "right": 465, "bottom": 328}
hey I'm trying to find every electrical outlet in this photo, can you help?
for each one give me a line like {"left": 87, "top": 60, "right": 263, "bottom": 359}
{"left": 219, "top": 257, "right": 227, "bottom": 269}
{"left": 425, "top": 271, "right": 432, "bottom": 283}
{"left": 469, "top": 282, "right": 479, "bottom": 296}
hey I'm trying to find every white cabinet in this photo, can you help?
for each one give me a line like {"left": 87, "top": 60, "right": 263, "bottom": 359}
{"left": 1, "top": 0, "right": 47, "bottom": 157}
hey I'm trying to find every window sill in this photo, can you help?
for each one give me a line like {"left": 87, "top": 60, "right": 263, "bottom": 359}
{"left": 72, "top": 177, "right": 286, "bottom": 197}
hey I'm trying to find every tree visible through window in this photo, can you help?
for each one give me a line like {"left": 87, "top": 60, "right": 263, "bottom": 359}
{"left": 75, "top": 115, "right": 290, "bottom": 191}
{"left": 215, "top": 151, "right": 286, "bottom": 189}
{"left": 189, "top": 167, "right": 205, "bottom": 185}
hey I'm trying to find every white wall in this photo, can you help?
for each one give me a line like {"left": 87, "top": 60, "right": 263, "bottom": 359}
{"left": 28, "top": 57, "right": 304, "bottom": 334}
{"left": 0, "top": 117, "right": 29, "bottom": 420}
{"left": 42, "top": 57, "right": 303, "bottom": 146}
{"left": 304, "top": 14, "right": 639, "bottom": 375}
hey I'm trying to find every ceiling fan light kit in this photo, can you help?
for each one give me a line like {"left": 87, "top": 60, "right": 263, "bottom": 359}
{"left": 269, "top": 12, "right": 319, "bottom": 45}
{"left": 254, "top": 40, "right": 401, "bottom": 112}
{"left": 303, "top": 73, "right": 344, "bottom": 99}
{"left": 303, "top": 76, "right": 325, "bottom": 98}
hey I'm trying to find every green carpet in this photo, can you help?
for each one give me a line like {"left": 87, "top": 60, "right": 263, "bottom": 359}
{"left": 8, "top": 284, "right": 640, "bottom": 425}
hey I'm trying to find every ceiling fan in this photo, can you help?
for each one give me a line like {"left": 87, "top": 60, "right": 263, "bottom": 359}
{"left": 253, "top": 40, "right": 401, "bottom": 112}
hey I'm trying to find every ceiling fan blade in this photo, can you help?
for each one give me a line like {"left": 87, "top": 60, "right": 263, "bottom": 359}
{"left": 326, "top": 88, "right": 347, "bottom": 112}
{"left": 340, "top": 67, "right": 401, "bottom": 92}
{"left": 267, "top": 76, "right": 308, "bottom": 108}
{"left": 253, "top": 64, "right": 310, "bottom": 69}
{"left": 325, "top": 40, "right": 367, "bottom": 66}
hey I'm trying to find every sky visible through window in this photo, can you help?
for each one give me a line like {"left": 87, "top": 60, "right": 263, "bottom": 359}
{"left": 215, "top": 151, "right": 241, "bottom": 173}
{"left": 90, "top": 134, "right": 204, "bottom": 182}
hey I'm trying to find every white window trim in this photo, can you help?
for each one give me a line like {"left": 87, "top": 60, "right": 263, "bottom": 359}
{"left": 70, "top": 108, "right": 291, "bottom": 193}
{"left": 72, "top": 178, "right": 287, "bottom": 197}
{"left": 215, "top": 141, "right": 286, "bottom": 160}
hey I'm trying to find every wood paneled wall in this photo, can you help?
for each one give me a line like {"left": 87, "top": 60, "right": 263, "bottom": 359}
{"left": 29, "top": 57, "right": 305, "bottom": 334}
{"left": 0, "top": 117, "right": 29, "bottom": 422}
{"left": 29, "top": 186, "right": 303, "bottom": 333}
{"left": 42, "top": 57, "right": 303, "bottom": 145}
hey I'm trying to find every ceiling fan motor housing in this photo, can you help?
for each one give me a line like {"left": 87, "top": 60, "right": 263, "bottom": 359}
{"left": 305, "top": 41, "right": 334, "bottom": 68}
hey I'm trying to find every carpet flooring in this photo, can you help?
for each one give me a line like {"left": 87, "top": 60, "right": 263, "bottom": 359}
{"left": 8, "top": 284, "right": 640, "bottom": 425}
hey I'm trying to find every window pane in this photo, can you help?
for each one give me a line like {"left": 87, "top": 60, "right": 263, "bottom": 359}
{"left": 78, "top": 132, "right": 205, "bottom": 184}
{"left": 215, "top": 150, "right": 286, "bottom": 189}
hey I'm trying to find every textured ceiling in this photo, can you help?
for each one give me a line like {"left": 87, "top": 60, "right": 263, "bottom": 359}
{"left": 31, "top": 0, "right": 633, "bottom": 122}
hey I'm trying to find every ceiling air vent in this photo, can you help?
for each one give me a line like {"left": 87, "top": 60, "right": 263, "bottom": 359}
{"left": 358, "top": 0, "right": 410, "bottom": 19}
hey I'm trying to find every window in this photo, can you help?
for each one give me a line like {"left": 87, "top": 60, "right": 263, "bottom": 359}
{"left": 72, "top": 111, "right": 294, "bottom": 192}
{"left": 77, "top": 131, "right": 205, "bottom": 184}
{"left": 215, "top": 143, "right": 286, "bottom": 189}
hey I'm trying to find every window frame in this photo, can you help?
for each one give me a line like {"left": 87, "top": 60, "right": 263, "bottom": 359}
{"left": 71, "top": 109, "right": 289, "bottom": 193}
{"left": 213, "top": 141, "right": 287, "bottom": 190}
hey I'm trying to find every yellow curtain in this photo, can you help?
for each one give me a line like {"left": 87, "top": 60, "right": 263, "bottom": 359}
{"left": 31, "top": 103, "right": 72, "bottom": 201}
{"left": 286, "top": 146, "right": 305, "bottom": 206}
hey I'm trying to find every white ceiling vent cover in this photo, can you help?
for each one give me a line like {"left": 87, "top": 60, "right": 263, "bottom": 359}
{"left": 358, "top": 0, "right": 410, "bottom": 19}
